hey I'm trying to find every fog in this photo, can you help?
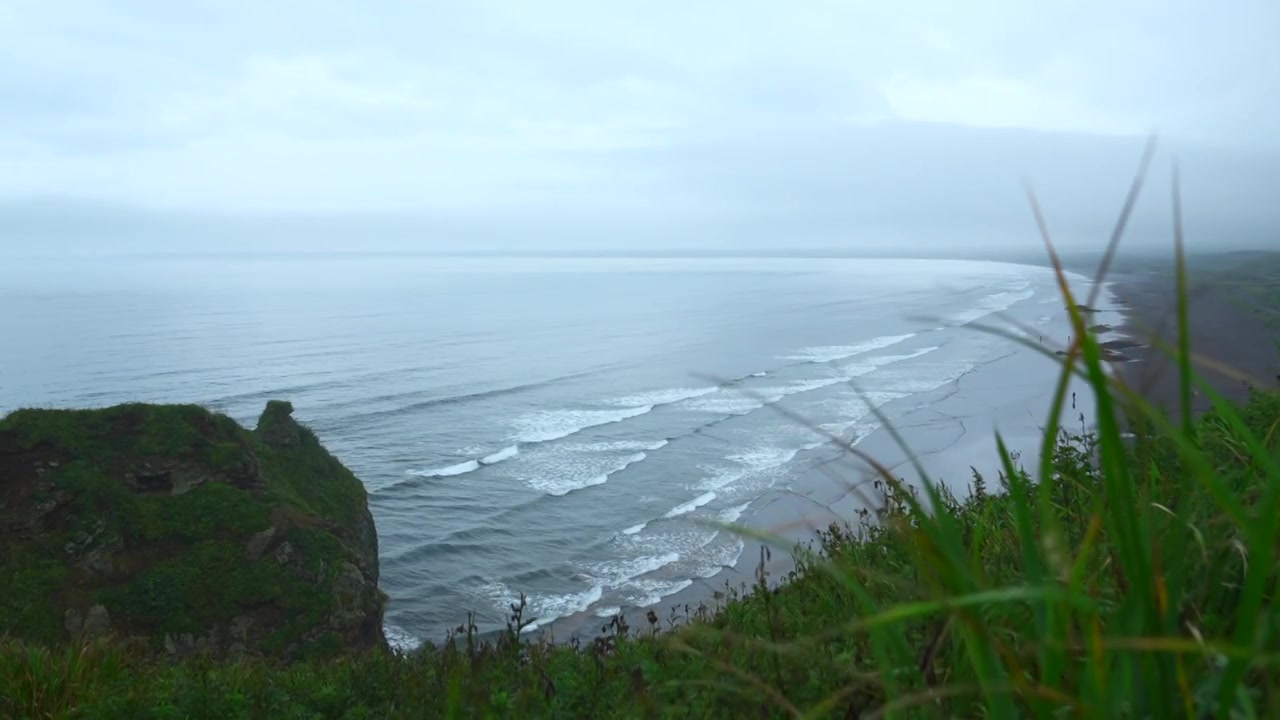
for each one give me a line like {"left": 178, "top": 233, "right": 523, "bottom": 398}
{"left": 2, "top": 1, "right": 1278, "bottom": 258}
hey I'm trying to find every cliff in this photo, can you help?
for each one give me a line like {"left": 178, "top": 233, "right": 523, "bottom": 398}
{"left": 0, "top": 400, "right": 386, "bottom": 660}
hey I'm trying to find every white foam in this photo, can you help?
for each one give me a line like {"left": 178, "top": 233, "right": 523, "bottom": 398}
{"left": 729, "top": 447, "right": 802, "bottom": 471}
{"left": 692, "top": 536, "right": 747, "bottom": 579}
{"left": 606, "top": 386, "right": 718, "bottom": 407}
{"left": 697, "top": 447, "right": 801, "bottom": 492}
{"left": 685, "top": 348, "right": 939, "bottom": 421}
{"left": 839, "top": 346, "right": 940, "bottom": 377}
{"left": 590, "top": 552, "right": 681, "bottom": 584}
{"left": 757, "top": 386, "right": 792, "bottom": 402}
{"left": 531, "top": 451, "right": 648, "bottom": 496}
{"left": 407, "top": 459, "right": 480, "bottom": 478}
{"left": 483, "top": 580, "right": 605, "bottom": 634}
{"left": 785, "top": 333, "right": 916, "bottom": 363}
{"left": 524, "top": 584, "right": 606, "bottom": 632}
{"left": 817, "top": 392, "right": 910, "bottom": 437}
{"left": 513, "top": 405, "right": 654, "bottom": 443}
{"left": 884, "top": 361, "right": 978, "bottom": 393}
{"left": 406, "top": 442, "right": 520, "bottom": 479}
{"left": 625, "top": 578, "right": 695, "bottom": 607}
{"left": 585, "top": 439, "right": 669, "bottom": 452}
{"left": 664, "top": 491, "right": 717, "bottom": 518}
{"left": 718, "top": 502, "right": 751, "bottom": 524}
{"left": 698, "top": 467, "right": 746, "bottom": 492}
{"left": 383, "top": 623, "right": 421, "bottom": 652}
{"left": 480, "top": 445, "right": 519, "bottom": 465}
{"left": 750, "top": 371, "right": 768, "bottom": 377}
{"left": 621, "top": 522, "right": 648, "bottom": 536}
{"left": 619, "top": 527, "right": 725, "bottom": 578}
{"left": 594, "top": 606, "right": 623, "bottom": 618}
{"left": 785, "top": 377, "right": 844, "bottom": 394}
{"left": 684, "top": 382, "right": 812, "bottom": 415}
{"left": 683, "top": 395, "right": 766, "bottom": 415}
{"left": 947, "top": 290, "right": 1035, "bottom": 326}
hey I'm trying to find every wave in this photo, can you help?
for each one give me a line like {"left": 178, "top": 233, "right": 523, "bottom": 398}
{"left": 513, "top": 405, "right": 654, "bottom": 443}
{"left": 946, "top": 290, "right": 1035, "bottom": 326}
{"left": 589, "top": 552, "right": 682, "bottom": 585}
{"left": 718, "top": 502, "right": 751, "bottom": 524}
{"left": 839, "top": 345, "right": 940, "bottom": 378}
{"left": 681, "top": 379, "right": 828, "bottom": 416}
{"left": 583, "top": 439, "right": 669, "bottom": 452}
{"left": 624, "top": 578, "right": 695, "bottom": 608}
{"left": 532, "top": 451, "right": 648, "bottom": 496}
{"left": 480, "top": 445, "right": 519, "bottom": 465}
{"left": 404, "top": 443, "right": 520, "bottom": 480}
{"left": 784, "top": 333, "right": 916, "bottom": 363}
{"left": 485, "top": 554, "right": 682, "bottom": 633}
{"left": 605, "top": 386, "right": 718, "bottom": 407}
{"left": 483, "top": 580, "right": 606, "bottom": 634}
{"left": 664, "top": 491, "right": 717, "bottom": 518}
{"left": 814, "top": 392, "right": 910, "bottom": 439}
{"left": 383, "top": 623, "right": 422, "bottom": 652}
{"left": 881, "top": 360, "right": 979, "bottom": 394}
{"left": 621, "top": 522, "right": 648, "bottom": 536}
{"left": 407, "top": 459, "right": 480, "bottom": 478}
{"left": 691, "top": 536, "right": 747, "bottom": 579}
{"left": 684, "top": 347, "right": 936, "bottom": 418}
{"left": 698, "top": 447, "right": 801, "bottom": 492}
{"left": 683, "top": 394, "right": 769, "bottom": 415}
{"left": 750, "top": 371, "right": 768, "bottom": 377}
{"left": 278, "top": 368, "right": 608, "bottom": 427}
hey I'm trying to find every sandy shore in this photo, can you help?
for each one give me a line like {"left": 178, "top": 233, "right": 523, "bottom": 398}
{"left": 1108, "top": 268, "right": 1278, "bottom": 414}
{"left": 530, "top": 255, "right": 1279, "bottom": 645}
{"left": 533, "top": 273, "right": 1120, "bottom": 642}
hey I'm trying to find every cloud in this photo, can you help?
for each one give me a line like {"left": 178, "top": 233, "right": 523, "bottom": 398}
{"left": 0, "top": 0, "right": 1277, "bottom": 218}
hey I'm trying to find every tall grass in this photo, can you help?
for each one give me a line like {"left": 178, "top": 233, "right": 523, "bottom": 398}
{"left": 2, "top": 143, "right": 1278, "bottom": 718}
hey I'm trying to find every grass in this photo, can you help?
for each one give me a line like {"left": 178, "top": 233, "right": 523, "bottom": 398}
{"left": 3, "top": 143, "right": 1279, "bottom": 717}
{"left": 0, "top": 400, "right": 382, "bottom": 660}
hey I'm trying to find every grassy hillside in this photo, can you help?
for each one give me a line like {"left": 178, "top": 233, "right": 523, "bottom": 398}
{"left": 4, "top": 310, "right": 1279, "bottom": 717}
{"left": 0, "top": 401, "right": 386, "bottom": 664}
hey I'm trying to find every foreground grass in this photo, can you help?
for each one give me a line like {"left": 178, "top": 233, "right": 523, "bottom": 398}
{"left": 3, "top": 385, "right": 1277, "bottom": 718}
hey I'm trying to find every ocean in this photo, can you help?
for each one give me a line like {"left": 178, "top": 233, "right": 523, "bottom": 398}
{"left": 0, "top": 254, "right": 1085, "bottom": 649}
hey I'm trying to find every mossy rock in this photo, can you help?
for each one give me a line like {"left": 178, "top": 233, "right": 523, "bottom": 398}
{"left": 0, "top": 401, "right": 385, "bottom": 661}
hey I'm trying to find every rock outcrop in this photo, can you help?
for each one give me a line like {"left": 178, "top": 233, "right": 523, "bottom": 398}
{"left": 0, "top": 401, "right": 386, "bottom": 660}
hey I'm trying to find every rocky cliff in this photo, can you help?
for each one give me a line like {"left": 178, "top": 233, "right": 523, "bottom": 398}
{"left": 0, "top": 400, "right": 386, "bottom": 660}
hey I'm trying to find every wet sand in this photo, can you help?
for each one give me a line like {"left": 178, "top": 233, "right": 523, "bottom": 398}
{"left": 533, "top": 254, "right": 1279, "bottom": 644}
{"left": 1107, "top": 267, "right": 1278, "bottom": 414}
{"left": 536, "top": 275, "right": 1120, "bottom": 642}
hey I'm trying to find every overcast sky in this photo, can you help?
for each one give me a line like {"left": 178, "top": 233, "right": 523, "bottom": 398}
{"left": 2, "top": 0, "right": 1279, "bottom": 252}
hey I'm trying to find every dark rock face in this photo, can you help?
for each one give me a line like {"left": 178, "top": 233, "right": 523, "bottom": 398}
{"left": 258, "top": 400, "right": 303, "bottom": 449}
{"left": 0, "top": 401, "right": 386, "bottom": 661}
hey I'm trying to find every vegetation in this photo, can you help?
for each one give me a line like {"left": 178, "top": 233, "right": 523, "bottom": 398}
{"left": 3, "top": 148, "right": 1279, "bottom": 717}
{"left": 0, "top": 401, "right": 384, "bottom": 661}
{"left": 3, "top": 382, "right": 1277, "bottom": 717}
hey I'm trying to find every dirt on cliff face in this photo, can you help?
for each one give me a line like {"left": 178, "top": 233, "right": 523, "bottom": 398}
{"left": 0, "top": 401, "right": 386, "bottom": 661}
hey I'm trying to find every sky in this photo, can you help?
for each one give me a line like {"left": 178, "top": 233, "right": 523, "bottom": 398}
{"left": 2, "top": 0, "right": 1279, "bottom": 254}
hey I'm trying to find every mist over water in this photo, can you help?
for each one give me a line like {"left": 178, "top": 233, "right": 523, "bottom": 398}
{"left": 0, "top": 253, "right": 1090, "bottom": 646}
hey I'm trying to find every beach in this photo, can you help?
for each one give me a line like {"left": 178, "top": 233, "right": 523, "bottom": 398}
{"left": 1109, "top": 261, "right": 1279, "bottom": 414}
{"left": 538, "top": 271, "right": 1121, "bottom": 641}
{"left": 542, "top": 252, "right": 1280, "bottom": 644}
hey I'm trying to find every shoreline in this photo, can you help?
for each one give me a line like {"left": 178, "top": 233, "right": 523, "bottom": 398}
{"left": 435, "top": 255, "right": 1280, "bottom": 650}
{"left": 1107, "top": 270, "right": 1278, "bottom": 413}
{"left": 526, "top": 272, "right": 1123, "bottom": 646}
